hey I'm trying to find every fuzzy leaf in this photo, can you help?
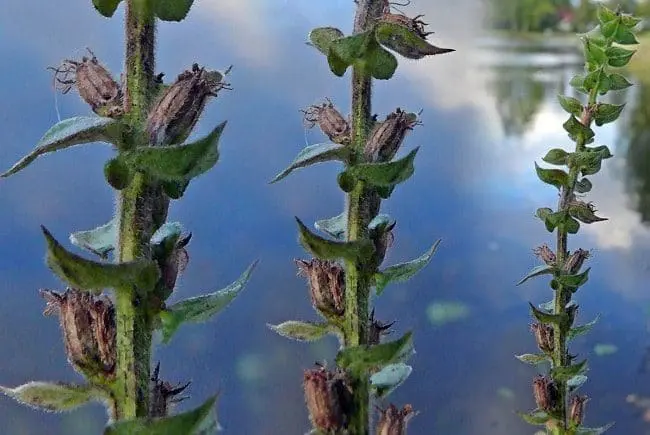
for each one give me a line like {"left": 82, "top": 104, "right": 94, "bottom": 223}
{"left": 336, "top": 331, "right": 413, "bottom": 376}
{"left": 104, "top": 157, "right": 133, "bottom": 190}
{"left": 576, "top": 423, "right": 614, "bottom": 435}
{"left": 159, "top": 262, "right": 256, "bottom": 344}
{"left": 583, "top": 38, "right": 608, "bottom": 66}
{"left": 1, "top": 117, "right": 119, "bottom": 178}
{"left": 314, "top": 212, "right": 347, "bottom": 240}
{"left": 620, "top": 14, "right": 642, "bottom": 28}
{"left": 296, "top": 218, "right": 370, "bottom": 261}
{"left": 515, "top": 353, "right": 550, "bottom": 365}
{"left": 517, "top": 410, "right": 551, "bottom": 426}
{"left": 104, "top": 395, "right": 217, "bottom": 435}
{"left": 529, "top": 302, "right": 564, "bottom": 325}
{"left": 375, "top": 22, "right": 455, "bottom": 60}
{"left": 70, "top": 219, "right": 117, "bottom": 259}
{"left": 606, "top": 46, "right": 636, "bottom": 68}
{"left": 575, "top": 177, "right": 593, "bottom": 193}
{"left": 557, "top": 95, "right": 583, "bottom": 118}
{"left": 556, "top": 268, "right": 591, "bottom": 290}
{"left": 327, "top": 30, "right": 373, "bottom": 76}
{"left": 568, "top": 315, "right": 600, "bottom": 340}
{"left": 569, "top": 151, "right": 605, "bottom": 176}
{"left": 267, "top": 321, "right": 333, "bottom": 342}
{"left": 534, "top": 163, "right": 568, "bottom": 189}
{"left": 564, "top": 115, "right": 595, "bottom": 144}
{"left": 42, "top": 226, "right": 159, "bottom": 294}
{"left": 539, "top": 299, "right": 555, "bottom": 312}
{"left": 366, "top": 45, "right": 398, "bottom": 80}
{"left": 150, "top": 222, "right": 184, "bottom": 247}
{"left": 271, "top": 143, "right": 348, "bottom": 184}
{"left": 0, "top": 382, "right": 104, "bottom": 412}
{"left": 309, "top": 27, "right": 345, "bottom": 55}
{"left": 608, "top": 73, "right": 633, "bottom": 90}
{"left": 120, "top": 121, "right": 224, "bottom": 183}
{"left": 370, "top": 363, "right": 412, "bottom": 398}
{"left": 568, "top": 201, "right": 607, "bottom": 224}
{"left": 374, "top": 240, "right": 440, "bottom": 295}
{"left": 551, "top": 359, "right": 588, "bottom": 381}
{"left": 342, "top": 147, "right": 419, "bottom": 188}
{"left": 570, "top": 74, "right": 587, "bottom": 94}
{"left": 567, "top": 374, "right": 588, "bottom": 390}
{"left": 517, "top": 264, "right": 555, "bottom": 286}
{"left": 597, "top": 5, "right": 617, "bottom": 24}
{"left": 153, "top": 0, "right": 194, "bottom": 21}
{"left": 593, "top": 103, "right": 625, "bottom": 126}
{"left": 614, "top": 27, "right": 638, "bottom": 45}
{"left": 92, "top": 0, "right": 122, "bottom": 17}
{"left": 542, "top": 148, "right": 569, "bottom": 166}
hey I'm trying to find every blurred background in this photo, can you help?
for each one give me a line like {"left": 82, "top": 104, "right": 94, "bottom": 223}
{"left": 1, "top": 0, "right": 650, "bottom": 433}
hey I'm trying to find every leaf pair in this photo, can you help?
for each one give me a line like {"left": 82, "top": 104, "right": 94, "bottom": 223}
{"left": 93, "top": 0, "right": 195, "bottom": 22}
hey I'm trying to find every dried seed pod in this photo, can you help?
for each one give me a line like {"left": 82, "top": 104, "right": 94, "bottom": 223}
{"left": 49, "top": 48, "right": 123, "bottom": 118}
{"left": 371, "top": 220, "right": 396, "bottom": 267}
{"left": 376, "top": 404, "right": 416, "bottom": 435}
{"left": 41, "top": 288, "right": 116, "bottom": 378}
{"left": 160, "top": 233, "right": 191, "bottom": 293}
{"left": 296, "top": 259, "right": 345, "bottom": 317}
{"left": 369, "top": 309, "right": 394, "bottom": 345}
{"left": 532, "top": 375, "right": 559, "bottom": 412}
{"left": 303, "top": 364, "right": 352, "bottom": 432}
{"left": 563, "top": 248, "right": 590, "bottom": 275}
{"left": 569, "top": 395, "right": 588, "bottom": 426}
{"left": 533, "top": 244, "right": 556, "bottom": 266}
{"left": 364, "top": 108, "right": 420, "bottom": 162}
{"left": 530, "top": 323, "right": 554, "bottom": 354}
{"left": 149, "top": 362, "right": 191, "bottom": 418}
{"left": 146, "top": 63, "right": 231, "bottom": 146}
{"left": 302, "top": 99, "right": 351, "bottom": 145}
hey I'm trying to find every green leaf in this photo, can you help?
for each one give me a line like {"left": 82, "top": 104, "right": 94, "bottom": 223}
{"left": 314, "top": 212, "right": 347, "bottom": 240}
{"left": 374, "top": 240, "right": 440, "bottom": 295}
{"left": 567, "top": 374, "right": 588, "bottom": 390}
{"left": 557, "top": 95, "right": 583, "bottom": 118}
{"left": 159, "top": 262, "right": 256, "bottom": 344}
{"left": 529, "top": 302, "right": 564, "bottom": 325}
{"left": 575, "top": 177, "right": 593, "bottom": 193}
{"left": 427, "top": 301, "right": 470, "bottom": 326}
{"left": 517, "top": 265, "right": 555, "bottom": 286}
{"left": 42, "top": 226, "right": 159, "bottom": 294}
{"left": 366, "top": 45, "right": 398, "bottom": 80}
{"left": 517, "top": 410, "right": 551, "bottom": 426}
{"left": 563, "top": 115, "right": 594, "bottom": 144}
{"left": 327, "top": 48, "right": 349, "bottom": 77}
{"left": 539, "top": 299, "right": 555, "bottom": 312}
{"left": 606, "top": 46, "right": 636, "bottom": 68}
{"left": 608, "top": 73, "right": 633, "bottom": 90}
{"left": 336, "top": 331, "right": 414, "bottom": 376}
{"left": 582, "top": 38, "right": 607, "bottom": 66}
{"left": 542, "top": 148, "right": 569, "bottom": 166}
{"left": 92, "top": 0, "right": 122, "bottom": 17}
{"left": 556, "top": 268, "right": 591, "bottom": 290}
{"left": 593, "top": 103, "right": 625, "bottom": 126}
{"left": 104, "top": 157, "right": 133, "bottom": 190}
{"left": 600, "top": 19, "right": 619, "bottom": 39}
{"left": 0, "top": 382, "right": 105, "bottom": 412}
{"left": 375, "top": 22, "right": 455, "bottom": 60}
{"left": 150, "top": 222, "right": 184, "bottom": 247}
{"left": 267, "top": 321, "right": 334, "bottom": 342}
{"left": 342, "top": 147, "right": 419, "bottom": 188}
{"left": 515, "top": 353, "right": 550, "bottom": 365}
{"left": 153, "top": 0, "right": 194, "bottom": 21}
{"left": 308, "top": 27, "right": 345, "bottom": 55}
{"left": 550, "top": 359, "right": 588, "bottom": 381}
{"left": 576, "top": 423, "right": 614, "bottom": 435}
{"left": 614, "top": 27, "right": 638, "bottom": 45}
{"left": 70, "top": 219, "right": 117, "bottom": 259}
{"left": 569, "top": 151, "right": 606, "bottom": 177}
{"left": 593, "top": 343, "right": 618, "bottom": 356}
{"left": 270, "top": 143, "right": 348, "bottom": 184}
{"left": 620, "top": 14, "right": 642, "bottom": 28}
{"left": 534, "top": 163, "right": 568, "bottom": 189}
{"left": 119, "top": 121, "right": 225, "bottom": 183}
{"left": 326, "top": 30, "right": 374, "bottom": 76}
{"left": 1, "top": 116, "right": 120, "bottom": 178}
{"left": 296, "top": 218, "right": 369, "bottom": 261}
{"left": 570, "top": 74, "right": 587, "bottom": 94}
{"left": 370, "top": 363, "right": 412, "bottom": 398}
{"left": 104, "top": 395, "right": 218, "bottom": 435}
{"left": 568, "top": 202, "right": 607, "bottom": 224}
{"left": 597, "top": 5, "right": 617, "bottom": 25}
{"left": 568, "top": 315, "right": 600, "bottom": 340}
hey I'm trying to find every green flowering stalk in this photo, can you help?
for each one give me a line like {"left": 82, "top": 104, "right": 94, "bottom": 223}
{"left": 516, "top": 5, "right": 640, "bottom": 434}
{"left": 269, "top": 0, "right": 453, "bottom": 433}
{"left": 0, "top": 0, "right": 254, "bottom": 432}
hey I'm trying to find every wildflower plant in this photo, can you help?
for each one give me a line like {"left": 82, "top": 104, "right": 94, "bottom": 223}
{"left": 0, "top": 0, "right": 254, "bottom": 432}
{"left": 269, "top": 0, "right": 453, "bottom": 433}
{"left": 516, "top": 5, "right": 640, "bottom": 434}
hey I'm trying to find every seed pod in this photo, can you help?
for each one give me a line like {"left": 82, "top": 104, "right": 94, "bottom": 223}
{"left": 532, "top": 375, "right": 559, "bottom": 412}
{"left": 296, "top": 259, "right": 345, "bottom": 317}
{"left": 303, "top": 99, "right": 351, "bottom": 145}
{"left": 564, "top": 248, "right": 590, "bottom": 275}
{"left": 530, "top": 323, "right": 554, "bottom": 353}
{"left": 369, "top": 309, "right": 394, "bottom": 345}
{"left": 376, "top": 404, "right": 416, "bottom": 435}
{"left": 533, "top": 244, "right": 556, "bottom": 266}
{"left": 149, "top": 362, "right": 191, "bottom": 418}
{"left": 50, "top": 49, "right": 123, "bottom": 118}
{"left": 146, "top": 63, "right": 231, "bottom": 146}
{"left": 569, "top": 395, "right": 587, "bottom": 426}
{"left": 303, "top": 365, "right": 352, "bottom": 432}
{"left": 371, "top": 220, "right": 396, "bottom": 267}
{"left": 364, "top": 109, "right": 420, "bottom": 162}
{"left": 41, "top": 288, "right": 116, "bottom": 379}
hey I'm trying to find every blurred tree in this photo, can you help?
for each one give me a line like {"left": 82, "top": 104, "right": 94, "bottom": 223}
{"left": 623, "top": 82, "right": 650, "bottom": 224}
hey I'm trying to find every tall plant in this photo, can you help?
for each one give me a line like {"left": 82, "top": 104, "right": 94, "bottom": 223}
{"left": 0, "top": 0, "right": 254, "bottom": 432}
{"left": 269, "top": 1, "right": 453, "bottom": 433}
{"left": 516, "top": 5, "right": 640, "bottom": 434}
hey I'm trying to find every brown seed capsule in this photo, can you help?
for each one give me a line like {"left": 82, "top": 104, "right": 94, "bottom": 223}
{"left": 364, "top": 108, "right": 420, "bottom": 162}
{"left": 530, "top": 323, "right": 554, "bottom": 353}
{"left": 569, "top": 395, "right": 588, "bottom": 426}
{"left": 533, "top": 244, "right": 556, "bottom": 266}
{"left": 302, "top": 99, "right": 351, "bottom": 145}
{"left": 296, "top": 259, "right": 345, "bottom": 317}
{"left": 532, "top": 375, "right": 559, "bottom": 412}
{"left": 149, "top": 362, "right": 191, "bottom": 418}
{"left": 371, "top": 221, "right": 396, "bottom": 267}
{"left": 376, "top": 404, "right": 416, "bottom": 435}
{"left": 159, "top": 233, "right": 191, "bottom": 293}
{"left": 146, "top": 63, "right": 231, "bottom": 146}
{"left": 49, "top": 48, "right": 123, "bottom": 118}
{"left": 41, "top": 288, "right": 116, "bottom": 378}
{"left": 564, "top": 248, "right": 590, "bottom": 275}
{"left": 303, "top": 365, "right": 352, "bottom": 431}
{"left": 369, "top": 309, "right": 395, "bottom": 345}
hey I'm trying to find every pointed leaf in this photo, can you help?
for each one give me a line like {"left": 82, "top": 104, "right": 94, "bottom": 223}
{"left": 271, "top": 143, "right": 348, "bottom": 183}
{"left": 551, "top": 359, "right": 588, "bottom": 381}
{"left": 153, "top": 0, "right": 194, "bottom": 21}
{"left": 517, "top": 264, "right": 555, "bottom": 286}
{"left": 563, "top": 115, "right": 594, "bottom": 144}
{"left": 542, "top": 148, "right": 569, "bottom": 166}
{"left": 343, "top": 148, "right": 419, "bottom": 188}
{"left": 608, "top": 73, "right": 633, "bottom": 91}
{"left": 567, "top": 374, "right": 588, "bottom": 390}
{"left": 529, "top": 302, "right": 564, "bottom": 325}
{"left": 370, "top": 363, "right": 412, "bottom": 398}
{"left": 328, "top": 30, "right": 373, "bottom": 70}
{"left": 597, "top": 5, "right": 617, "bottom": 25}
{"left": 0, "top": 382, "right": 105, "bottom": 412}
{"left": 366, "top": 45, "right": 398, "bottom": 80}
{"left": 104, "top": 395, "right": 217, "bottom": 435}
{"left": 159, "top": 262, "right": 256, "bottom": 344}
{"left": 517, "top": 410, "right": 551, "bottom": 426}
{"left": 535, "top": 163, "right": 569, "bottom": 189}
{"left": 593, "top": 103, "right": 625, "bottom": 126}
{"left": 557, "top": 95, "right": 583, "bottom": 118}
{"left": 606, "top": 46, "right": 636, "bottom": 68}
{"left": 119, "top": 121, "right": 224, "bottom": 183}
{"left": 539, "top": 299, "right": 555, "bottom": 312}
{"left": 70, "top": 219, "right": 117, "bottom": 259}
{"left": 515, "top": 353, "right": 550, "bottom": 365}
{"left": 336, "top": 331, "right": 413, "bottom": 376}
{"left": 375, "top": 22, "right": 455, "bottom": 60}
{"left": 568, "top": 315, "right": 600, "bottom": 340}
{"left": 315, "top": 212, "right": 347, "bottom": 240}
{"left": 150, "top": 222, "right": 184, "bottom": 246}
{"left": 92, "top": 0, "right": 122, "bottom": 17}
{"left": 556, "top": 268, "right": 591, "bottom": 290}
{"left": 309, "top": 27, "right": 345, "bottom": 55}
{"left": 267, "top": 321, "right": 334, "bottom": 342}
{"left": 2, "top": 116, "right": 120, "bottom": 178}
{"left": 42, "top": 226, "right": 159, "bottom": 294}
{"left": 576, "top": 423, "right": 614, "bottom": 434}
{"left": 296, "top": 218, "right": 370, "bottom": 261}
{"left": 575, "top": 177, "right": 593, "bottom": 193}
{"left": 374, "top": 240, "right": 440, "bottom": 295}
{"left": 568, "top": 201, "right": 607, "bottom": 224}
